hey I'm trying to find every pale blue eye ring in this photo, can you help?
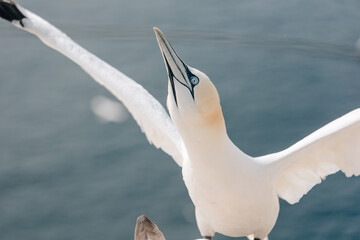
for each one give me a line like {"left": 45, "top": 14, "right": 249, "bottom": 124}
{"left": 190, "top": 76, "right": 199, "bottom": 86}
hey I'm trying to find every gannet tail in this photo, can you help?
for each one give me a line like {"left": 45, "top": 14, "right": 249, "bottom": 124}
{"left": 0, "top": 0, "right": 187, "bottom": 166}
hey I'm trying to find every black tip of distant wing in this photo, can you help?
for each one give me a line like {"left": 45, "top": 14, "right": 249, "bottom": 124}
{"left": 0, "top": 0, "right": 26, "bottom": 27}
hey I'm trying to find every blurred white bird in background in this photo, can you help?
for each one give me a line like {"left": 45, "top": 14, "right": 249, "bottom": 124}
{"left": 1, "top": 1, "right": 360, "bottom": 240}
{"left": 90, "top": 95, "right": 129, "bottom": 124}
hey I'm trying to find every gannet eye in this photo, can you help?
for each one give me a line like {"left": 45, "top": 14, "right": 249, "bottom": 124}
{"left": 190, "top": 76, "right": 199, "bottom": 86}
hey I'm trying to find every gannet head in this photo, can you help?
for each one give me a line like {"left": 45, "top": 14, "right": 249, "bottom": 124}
{"left": 154, "top": 28, "right": 226, "bottom": 137}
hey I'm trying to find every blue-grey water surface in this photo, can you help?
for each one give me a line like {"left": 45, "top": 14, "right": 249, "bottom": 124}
{"left": 0, "top": 0, "right": 360, "bottom": 239}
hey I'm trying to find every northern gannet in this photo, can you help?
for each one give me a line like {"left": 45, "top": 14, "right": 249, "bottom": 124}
{"left": 1, "top": 1, "right": 360, "bottom": 240}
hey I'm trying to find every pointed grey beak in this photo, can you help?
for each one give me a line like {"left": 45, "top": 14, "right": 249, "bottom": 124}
{"left": 154, "top": 27, "right": 196, "bottom": 105}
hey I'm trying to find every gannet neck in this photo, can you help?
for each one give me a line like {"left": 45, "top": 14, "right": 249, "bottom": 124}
{"left": 168, "top": 80, "right": 228, "bottom": 154}
{"left": 176, "top": 109, "right": 227, "bottom": 144}
{"left": 174, "top": 110, "right": 251, "bottom": 167}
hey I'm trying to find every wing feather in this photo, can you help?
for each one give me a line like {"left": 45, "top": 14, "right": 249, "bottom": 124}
{"left": 262, "top": 109, "right": 360, "bottom": 204}
{"left": 0, "top": 2, "right": 186, "bottom": 166}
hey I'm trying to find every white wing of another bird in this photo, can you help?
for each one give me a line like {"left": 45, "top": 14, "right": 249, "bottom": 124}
{"left": 260, "top": 109, "right": 360, "bottom": 204}
{"left": 0, "top": 0, "right": 186, "bottom": 166}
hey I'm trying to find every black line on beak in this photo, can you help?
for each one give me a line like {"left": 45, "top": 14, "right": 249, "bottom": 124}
{"left": 164, "top": 54, "right": 178, "bottom": 107}
{"left": 158, "top": 33, "right": 190, "bottom": 88}
{"left": 156, "top": 29, "right": 198, "bottom": 104}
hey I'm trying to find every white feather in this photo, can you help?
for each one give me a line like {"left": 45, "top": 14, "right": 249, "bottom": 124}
{"left": 3, "top": 3, "right": 360, "bottom": 239}
{"left": 261, "top": 109, "right": 360, "bottom": 204}
{"left": 12, "top": 4, "right": 187, "bottom": 166}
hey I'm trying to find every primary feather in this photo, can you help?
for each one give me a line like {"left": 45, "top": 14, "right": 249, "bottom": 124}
{"left": 2, "top": 2, "right": 187, "bottom": 166}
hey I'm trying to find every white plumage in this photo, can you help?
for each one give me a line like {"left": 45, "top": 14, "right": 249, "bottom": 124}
{"left": 262, "top": 109, "right": 360, "bottom": 204}
{"left": 1, "top": 1, "right": 359, "bottom": 239}
{"left": 8, "top": 3, "right": 186, "bottom": 166}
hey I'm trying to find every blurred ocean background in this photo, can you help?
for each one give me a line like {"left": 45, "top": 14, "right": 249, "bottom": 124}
{"left": 1, "top": 0, "right": 360, "bottom": 239}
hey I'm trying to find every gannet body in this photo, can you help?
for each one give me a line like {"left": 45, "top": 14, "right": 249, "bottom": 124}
{"left": 1, "top": 1, "right": 360, "bottom": 239}
{"left": 182, "top": 139, "right": 278, "bottom": 239}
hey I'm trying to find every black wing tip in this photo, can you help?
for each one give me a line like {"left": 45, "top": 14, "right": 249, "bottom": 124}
{"left": 0, "top": 0, "right": 26, "bottom": 27}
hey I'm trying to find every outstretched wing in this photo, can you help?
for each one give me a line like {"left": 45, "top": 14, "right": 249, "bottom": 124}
{"left": 0, "top": 0, "right": 186, "bottom": 166}
{"left": 260, "top": 109, "right": 360, "bottom": 204}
